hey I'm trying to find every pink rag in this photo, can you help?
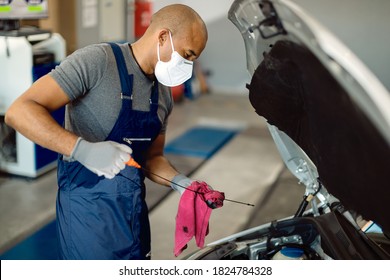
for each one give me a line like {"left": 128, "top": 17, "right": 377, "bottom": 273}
{"left": 174, "top": 181, "right": 225, "bottom": 257}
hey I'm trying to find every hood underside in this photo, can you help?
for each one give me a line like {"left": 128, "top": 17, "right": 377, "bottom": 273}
{"left": 228, "top": 0, "right": 390, "bottom": 233}
{"left": 248, "top": 39, "right": 390, "bottom": 233}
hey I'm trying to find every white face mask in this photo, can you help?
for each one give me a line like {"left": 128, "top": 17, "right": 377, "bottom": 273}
{"left": 155, "top": 32, "right": 193, "bottom": 87}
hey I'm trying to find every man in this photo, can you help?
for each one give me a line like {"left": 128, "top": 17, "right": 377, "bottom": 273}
{"left": 5, "top": 4, "right": 216, "bottom": 260}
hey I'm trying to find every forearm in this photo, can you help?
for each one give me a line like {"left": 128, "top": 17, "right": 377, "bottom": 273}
{"left": 5, "top": 99, "right": 78, "bottom": 157}
{"left": 144, "top": 154, "right": 179, "bottom": 187}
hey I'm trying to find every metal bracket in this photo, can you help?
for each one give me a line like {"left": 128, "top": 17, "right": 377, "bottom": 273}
{"left": 256, "top": 0, "right": 287, "bottom": 39}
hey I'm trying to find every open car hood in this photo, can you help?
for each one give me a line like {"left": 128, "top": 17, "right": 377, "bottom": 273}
{"left": 228, "top": 0, "right": 390, "bottom": 233}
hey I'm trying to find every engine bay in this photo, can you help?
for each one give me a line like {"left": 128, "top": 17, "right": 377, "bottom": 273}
{"left": 187, "top": 208, "right": 390, "bottom": 260}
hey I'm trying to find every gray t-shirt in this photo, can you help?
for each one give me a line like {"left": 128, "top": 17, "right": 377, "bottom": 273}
{"left": 50, "top": 42, "right": 173, "bottom": 143}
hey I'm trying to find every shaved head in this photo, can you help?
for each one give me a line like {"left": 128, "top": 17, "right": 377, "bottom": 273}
{"left": 148, "top": 4, "right": 207, "bottom": 41}
{"left": 131, "top": 4, "right": 208, "bottom": 75}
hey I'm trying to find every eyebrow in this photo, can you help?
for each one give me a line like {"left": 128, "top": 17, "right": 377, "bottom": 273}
{"left": 188, "top": 49, "right": 197, "bottom": 57}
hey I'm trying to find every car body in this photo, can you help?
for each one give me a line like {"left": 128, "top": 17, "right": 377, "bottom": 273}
{"left": 185, "top": 0, "right": 390, "bottom": 260}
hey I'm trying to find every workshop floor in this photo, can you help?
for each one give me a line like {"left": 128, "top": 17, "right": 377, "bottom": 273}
{"left": 0, "top": 92, "right": 304, "bottom": 260}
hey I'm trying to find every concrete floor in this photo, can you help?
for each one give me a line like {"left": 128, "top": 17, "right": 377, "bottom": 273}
{"left": 0, "top": 92, "right": 304, "bottom": 259}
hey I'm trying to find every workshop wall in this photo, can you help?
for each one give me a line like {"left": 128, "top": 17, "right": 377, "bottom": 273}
{"left": 38, "top": 0, "right": 249, "bottom": 94}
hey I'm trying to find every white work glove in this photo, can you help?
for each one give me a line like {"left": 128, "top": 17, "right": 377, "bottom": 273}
{"left": 171, "top": 174, "right": 193, "bottom": 195}
{"left": 71, "top": 137, "right": 132, "bottom": 179}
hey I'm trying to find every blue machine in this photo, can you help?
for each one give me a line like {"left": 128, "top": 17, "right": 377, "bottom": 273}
{"left": 0, "top": 32, "right": 66, "bottom": 177}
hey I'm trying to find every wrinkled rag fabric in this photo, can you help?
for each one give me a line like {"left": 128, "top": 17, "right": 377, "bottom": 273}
{"left": 174, "top": 181, "right": 225, "bottom": 257}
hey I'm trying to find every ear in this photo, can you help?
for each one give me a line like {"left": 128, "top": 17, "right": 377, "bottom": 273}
{"left": 158, "top": 29, "right": 170, "bottom": 47}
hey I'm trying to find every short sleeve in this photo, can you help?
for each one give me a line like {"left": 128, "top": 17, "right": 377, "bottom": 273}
{"left": 49, "top": 44, "right": 108, "bottom": 101}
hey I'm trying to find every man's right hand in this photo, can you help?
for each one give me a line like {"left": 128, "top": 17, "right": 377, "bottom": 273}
{"left": 71, "top": 138, "right": 132, "bottom": 179}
